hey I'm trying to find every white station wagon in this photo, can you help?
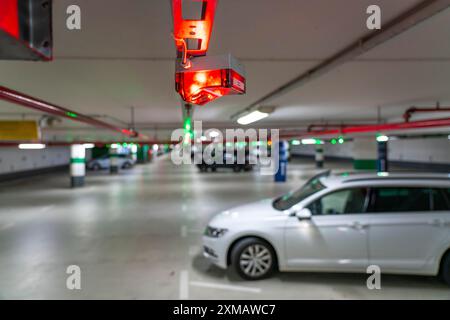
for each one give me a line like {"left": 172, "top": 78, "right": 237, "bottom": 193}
{"left": 203, "top": 172, "right": 450, "bottom": 284}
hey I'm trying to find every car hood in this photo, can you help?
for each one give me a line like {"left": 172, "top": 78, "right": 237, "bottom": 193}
{"left": 209, "top": 199, "right": 284, "bottom": 226}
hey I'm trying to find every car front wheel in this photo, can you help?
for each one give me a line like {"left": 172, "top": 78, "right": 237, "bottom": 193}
{"left": 440, "top": 251, "right": 450, "bottom": 286}
{"left": 231, "top": 238, "right": 276, "bottom": 280}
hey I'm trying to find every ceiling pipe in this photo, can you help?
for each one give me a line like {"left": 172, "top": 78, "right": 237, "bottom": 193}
{"left": 282, "top": 117, "right": 450, "bottom": 139}
{"left": 307, "top": 123, "right": 373, "bottom": 132}
{"left": 403, "top": 103, "right": 450, "bottom": 122}
{"left": 0, "top": 140, "right": 173, "bottom": 147}
{"left": 231, "top": 0, "right": 450, "bottom": 120}
{"left": 0, "top": 85, "right": 139, "bottom": 138}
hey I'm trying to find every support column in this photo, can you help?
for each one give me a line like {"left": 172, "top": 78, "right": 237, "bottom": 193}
{"left": 130, "top": 144, "right": 138, "bottom": 163}
{"left": 275, "top": 141, "right": 288, "bottom": 183}
{"left": 352, "top": 137, "right": 377, "bottom": 170}
{"left": 377, "top": 139, "right": 389, "bottom": 172}
{"left": 70, "top": 144, "right": 85, "bottom": 188}
{"left": 109, "top": 145, "right": 119, "bottom": 174}
{"left": 138, "top": 145, "right": 150, "bottom": 164}
{"left": 315, "top": 145, "right": 324, "bottom": 169}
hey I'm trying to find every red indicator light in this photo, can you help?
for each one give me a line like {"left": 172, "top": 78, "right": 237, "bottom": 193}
{"left": 0, "top": 0, "right": 20, "bottom": 38}
{"left": 176, "top": 69, "right": 246, "bottom": 106}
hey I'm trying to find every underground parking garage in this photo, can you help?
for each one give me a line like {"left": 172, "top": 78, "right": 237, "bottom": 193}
{"left": 0, "top": 0, "right": 450, "bottom": 306}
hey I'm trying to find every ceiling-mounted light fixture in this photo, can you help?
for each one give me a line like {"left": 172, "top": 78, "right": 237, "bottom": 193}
{"left": 175, "top": 54, "right": 246, "bottom": 106}
{"left": 237, "top": 111, "right": 268, "bottom": 125}
{"left": 237, "top": 106, "right": 275, "bottom": 125}
{"left": 376, "top": 135, "right": 389, "bottom": 142}
{"left": 83, "top": 143, "right": 95, "bottom": 149}
{"left": 301, "top": 139, "right": 324, "bottom": 145}
{"left": 18, "top": 143, "right": 46, "bottom": 150}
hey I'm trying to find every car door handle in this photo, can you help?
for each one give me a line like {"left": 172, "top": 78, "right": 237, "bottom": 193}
{"left": 348, "top": 222, "right": 368, "bottom": 230}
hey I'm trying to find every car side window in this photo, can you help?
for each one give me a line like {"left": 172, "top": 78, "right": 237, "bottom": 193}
{"left": 308, "top": 188, "right": 368, "bottom": 216}
{"left": 432, "top": 189, "right": 450, "bottom": 211}
{"left": 368, "top": 187, "right": 431, "bottom": 213}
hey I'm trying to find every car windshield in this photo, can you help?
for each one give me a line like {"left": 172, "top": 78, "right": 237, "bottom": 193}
{"left": 272, "top": 174, "right": 328, "bottom": 211}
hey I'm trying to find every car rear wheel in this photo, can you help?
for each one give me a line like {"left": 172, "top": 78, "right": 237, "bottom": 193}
{"left": 231, "top": 238, "right": 276, "bottom": 280}
{"left": 440, "top": 251, "right": 450, "bottom": 286}
{"left": 122, "top": 162, "right": 131, "bottom": 169}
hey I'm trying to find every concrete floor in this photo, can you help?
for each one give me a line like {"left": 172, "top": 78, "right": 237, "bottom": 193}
{"left": 0, "top": 156, "right": 449, "bottom": 300}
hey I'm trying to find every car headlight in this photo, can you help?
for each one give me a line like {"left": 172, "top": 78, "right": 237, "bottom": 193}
{"left": 204, "top": 226, "right": 228, "bottom": 238}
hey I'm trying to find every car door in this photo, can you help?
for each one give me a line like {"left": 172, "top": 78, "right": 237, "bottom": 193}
{"left": 367, "top": 187, "right": 450, "bottom": 274}
{"left": 284, "top": 188, "right": 370, "bottom": 272}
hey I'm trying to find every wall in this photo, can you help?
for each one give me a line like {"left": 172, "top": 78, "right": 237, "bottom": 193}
{"left": 0, "top": 147, "right": 70, "bottom": 175}
{"left": 388, "top": 137, "right": 450, "bottom": 164}
{"left": 290, "top": 137, "right": 450, "bottom": 165}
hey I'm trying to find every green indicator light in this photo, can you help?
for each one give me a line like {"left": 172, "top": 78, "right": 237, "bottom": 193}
{"left": 331, "top": 139, "right": 337, "bottom": 145}
{"left": 66, "top": 112, "right": 78, "bottom": 118}
{"left": 291, "top": 140, "right": 301, "bottom": 146}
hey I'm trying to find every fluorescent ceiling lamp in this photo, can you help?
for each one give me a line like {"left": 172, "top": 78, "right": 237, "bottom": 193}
{"left": 18, "top": 143, "right": 46, "bottom": 150}
{"left": 83, "top": 143, "right": 95, "bottom": 149}
{"left": 301, "top": 139, "right": 323, "bottom": 145}
{"left": 237, "top": 111, "right": 269, "bottom": 125}
{"left": 376, "top": 135, "right": 389, "bottom": 142}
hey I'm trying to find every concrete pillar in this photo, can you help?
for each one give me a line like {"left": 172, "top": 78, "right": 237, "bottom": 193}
{"left": 315, "top": 145, "right": 324, "bottom": 169}
{"left": 137, "top": 145, "right": 149, "bottom": 164}
{"left": 131, "top": 144, "right": 138, "bottom": 163}
{"left": 275, "top": 141, "right": 288, "bottom": 183}
{"left": 352, "top": 137, "right": 377, "bottom": 170}
{"left": 109, "top": 145, "right": 119, "bottom": 174}
{"left": 377, "top": 140, "right": 389, "bottom": 172}
{"left": 70, "top": 144, "right": 85, "bottom": 188}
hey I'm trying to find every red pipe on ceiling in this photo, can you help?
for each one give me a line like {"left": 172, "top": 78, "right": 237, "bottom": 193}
{"left": 282, "top": 117, "right": 450, "bottom": 139}
{"left": 403, "top": 106, "right": 450, "bottom": 122}
{"left": 0, "top": 85, "right": 139, "bottom": 138}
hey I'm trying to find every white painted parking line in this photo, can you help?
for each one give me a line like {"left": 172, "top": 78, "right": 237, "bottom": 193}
{"left": 179, "top": 270, "right": 189, "bottom": 300}
{"left": 189, "top": 281, "right": 262, "bottom": 294}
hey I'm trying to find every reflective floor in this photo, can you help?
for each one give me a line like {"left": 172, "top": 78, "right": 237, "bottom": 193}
{"left": 0, "top": 157, "right": 449, "bottom": 299}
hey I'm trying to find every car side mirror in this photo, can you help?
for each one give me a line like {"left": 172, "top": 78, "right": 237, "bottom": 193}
{"left": 296, "top": 208, "right": 312, "bottom": 220}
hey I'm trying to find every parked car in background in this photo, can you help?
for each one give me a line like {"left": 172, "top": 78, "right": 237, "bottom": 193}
{"left": 87, "top": 154, "right": 136, "bottom": 171}
{"left": 197, "top": 150, "right": 255, "bottom": 173}
{"left": 203, "top": 171, "right": 450, "bottom": 284}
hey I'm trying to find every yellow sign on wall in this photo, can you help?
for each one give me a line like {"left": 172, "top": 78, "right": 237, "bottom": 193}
{"left": 0, "top": 121, "right": 40, "bottom": 141}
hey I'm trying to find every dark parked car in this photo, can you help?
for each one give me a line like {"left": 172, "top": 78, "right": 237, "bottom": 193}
{"left": 197, "top": 150, "right": 255, "bottom": 172}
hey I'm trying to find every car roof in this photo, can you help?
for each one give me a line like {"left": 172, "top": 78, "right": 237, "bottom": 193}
{"left": 320, "top": 172, "right": 450, "bottom": 189}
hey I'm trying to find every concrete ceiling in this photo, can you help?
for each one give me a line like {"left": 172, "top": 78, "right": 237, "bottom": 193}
{"left": 0, "top": 0, "right": 449, "bottom": 141}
